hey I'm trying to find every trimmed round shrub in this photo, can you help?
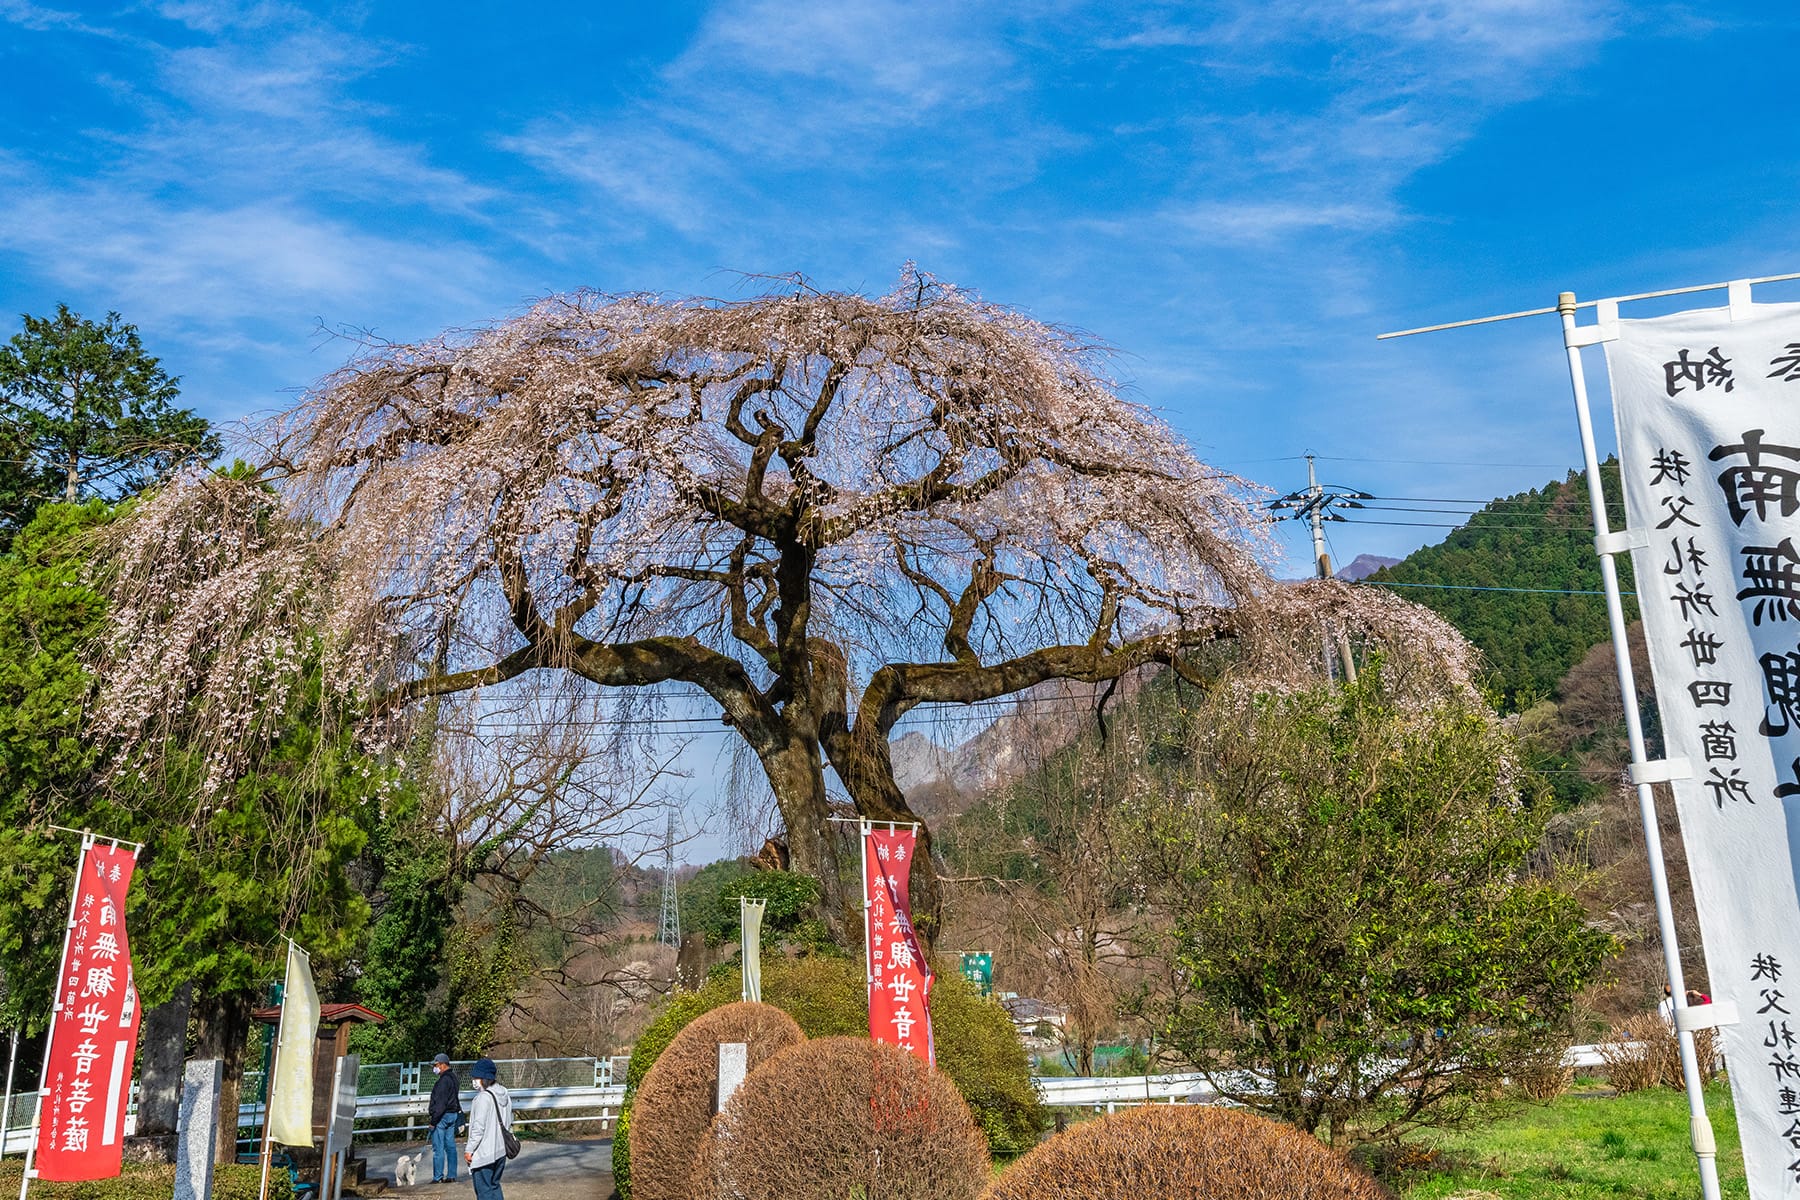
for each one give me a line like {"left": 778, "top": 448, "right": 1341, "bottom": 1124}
{"left": 981, "top": 1105, "right": 1391, "bottom": 1200}
{"left": 625, "top": 955, "right": 1042, "bottom": 1157}
{"left": 692, "top": 1037, "right": 991, "bottom": 1200}
{"left": 628, "top": 1001, "right": 804, "bottom": 1200}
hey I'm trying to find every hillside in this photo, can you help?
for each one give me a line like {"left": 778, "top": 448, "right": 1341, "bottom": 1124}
{"left": 1366, "top": 465, "right": 1635, "bottom": 707}
{"left": 892, "top": 672, "right": 1159, "bottom": 821}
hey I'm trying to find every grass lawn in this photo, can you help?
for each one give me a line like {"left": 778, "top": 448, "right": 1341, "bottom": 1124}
{"left": 1396, "top": 1080, "right": 1747, "bottom": 1199}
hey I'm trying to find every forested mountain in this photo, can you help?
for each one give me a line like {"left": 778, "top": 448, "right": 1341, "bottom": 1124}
{"left": 1366, "top": 464, "right": 1636, "bottom": 707}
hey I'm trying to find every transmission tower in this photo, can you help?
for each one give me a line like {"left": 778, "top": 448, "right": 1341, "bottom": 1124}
{"left": 658, "top": 811, "right": 681, "bottom": 947}
{"left": 1270, "top": 454, "right": 1373, "bottom": 682}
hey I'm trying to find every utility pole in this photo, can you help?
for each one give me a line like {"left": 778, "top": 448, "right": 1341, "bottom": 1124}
{"left": 1271, "top": 455, "right": 1372, "bottom": 683}
{"left": 658, "top": 811, "right": 681, "bottom": 948}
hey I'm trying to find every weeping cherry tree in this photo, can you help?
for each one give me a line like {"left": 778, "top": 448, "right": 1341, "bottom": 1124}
{"left": 90, "top": 271, "right": 1474, "bottom": 942}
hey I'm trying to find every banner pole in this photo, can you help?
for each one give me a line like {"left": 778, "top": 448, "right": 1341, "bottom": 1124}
{"left": 255, "top": 1034, "right": 277, "bottom": 1200}
{"left": 257, "top": 941, "right": 296, "bottom": 1200}
{"left": 1558, "top": 292, "right": 1722, "bottom": 1200}
{"left": 17, "top": 833, "right": 95, "bottom": 1200}
{"left": 1, "top": 1029, "right": 18, "bottom": 1157}
{"left": 861, "top": 820, "right": 874, "bottom": 1001}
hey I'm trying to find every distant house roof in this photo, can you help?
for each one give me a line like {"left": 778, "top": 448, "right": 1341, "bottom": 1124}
{"left": 1000, "top": 996, "right": 1064, "bottom": 1023}
{"left": 251, "top": 1002, "right": 385, "bottom": 1026}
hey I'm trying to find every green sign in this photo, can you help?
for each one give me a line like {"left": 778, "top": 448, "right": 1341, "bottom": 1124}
{"left": 959, "top": 951, "right": 993, "bottom": 997}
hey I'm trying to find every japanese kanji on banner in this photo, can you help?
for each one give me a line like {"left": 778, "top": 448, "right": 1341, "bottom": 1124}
{"left": 1607, "top": 298, "right": 1800, "bottom": 1196}
{"left": 34, "top": 840, "right": 141, "bottom": 1183}
{"left": 864, "top": 825, "right": 934, "bottom": 1066}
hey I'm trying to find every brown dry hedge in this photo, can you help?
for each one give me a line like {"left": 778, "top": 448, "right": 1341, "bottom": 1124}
{"left": 692, "top": 1036, "right": 990, "bottom": 1200}
{"left": 628, "top": 1000, "right": 803, "bottom": 1200}
{"left": 980, "top": 1104, "right": 1392, "bottom": 1200}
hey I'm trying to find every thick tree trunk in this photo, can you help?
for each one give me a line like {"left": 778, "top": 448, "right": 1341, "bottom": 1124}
{"left": 134, "top": 984, "right": 192, "bottom": 1142}
{"left": 757, "top": 737, "right": 851, "bottom": 942}
{"left": 192, "top": 988, "right": 254, "bottom": 1165}
{"left": 826, "top": 730, "right": 942, "bottom": 950}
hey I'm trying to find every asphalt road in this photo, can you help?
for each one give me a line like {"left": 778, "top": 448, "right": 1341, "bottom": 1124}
{"left": 355, "top": 1138, "right": 614, "bottom": 1200}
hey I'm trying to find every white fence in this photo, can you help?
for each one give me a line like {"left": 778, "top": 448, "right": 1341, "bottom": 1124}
{"left": 0, "top": 1045, "right": 1616, "bottom": 1154}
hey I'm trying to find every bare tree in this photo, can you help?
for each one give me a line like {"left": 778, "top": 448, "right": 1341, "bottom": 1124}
{"left": 91, "top": 270, "right": 1473, "bottom": 943}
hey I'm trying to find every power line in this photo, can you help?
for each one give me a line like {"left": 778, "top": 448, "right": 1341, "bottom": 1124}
{"left": 1351, "top": 519, "right": 1616, "bottom": 531}
{"left": 1315, "top": 455, "right": 1620, "bottom": 470}
{"left": 1366, "top": 494, "right": 1535, "bottom": 504}
{"left": 1361, "top": 581, "right": 1633, "bottom": 597}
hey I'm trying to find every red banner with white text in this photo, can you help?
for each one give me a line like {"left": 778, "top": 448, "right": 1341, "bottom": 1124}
{"left": 34, "top": 842, "right": 142, "bottom": 1182}
{"left": 864, "top": 826, "right": 933, "bottom": 1066}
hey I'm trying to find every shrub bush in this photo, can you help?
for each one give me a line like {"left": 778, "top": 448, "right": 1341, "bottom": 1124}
{"left": 1598, "top": 1012, "right": 1719, "bottom": 1093}
{"left": 1511, "top": 1035, "right": 1575, "bottom": 1102}
{"left": 980, "top": 1104, "right": 1390, "bottom": 1200}
{"left": 0, "top": 1161, "right": 291, "bottom": 1200}
{"left": 625, "top": 988, "right": 715, "bottom": 1093}
{"left": 1598, "top": 1014, "right": 1667, "bottom": 1095}
{"left": 611, "top": 1103, "right": 632, "bottom": 1198}
{"left": 623, "top": 955, "right": 1042, "bottom": 1157}
{"left": 928, "top": 970, "right": 1046, "bottom": 1154}
{"left": 628, "top": 1001, "right": 804, "bottom": 1200}
{"left": 692, "top": 1036, "right": 990, "bottom": 1200}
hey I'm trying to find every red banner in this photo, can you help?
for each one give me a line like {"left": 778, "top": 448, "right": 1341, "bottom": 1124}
{"left": 35, "top": 842, "right": 142, "bottom": 1182}
{"left": 864, "top": 826, "right": 933, "bottom": 1066}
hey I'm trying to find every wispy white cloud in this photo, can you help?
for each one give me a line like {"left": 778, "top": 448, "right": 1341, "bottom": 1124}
{"left": 0, "top": 4, "right": 526, "bottom": 419}
{"left": 502, "top": 0, "right": 1052, "bottom": 253}
{"left": 0, "top": 0, "right": 121, "bottom": 37}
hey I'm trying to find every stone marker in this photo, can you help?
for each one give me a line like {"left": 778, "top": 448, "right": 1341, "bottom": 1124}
{"left": 716, "top": 1043, "right": 748, "bottom": 1114}
{"left": 174, "top": 1059, "right": 222, "bottom": 1200}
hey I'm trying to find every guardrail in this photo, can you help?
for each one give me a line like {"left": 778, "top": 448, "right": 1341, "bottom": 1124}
{"left": 0, "top": 1044, "right": 1621, "bottom": 1154}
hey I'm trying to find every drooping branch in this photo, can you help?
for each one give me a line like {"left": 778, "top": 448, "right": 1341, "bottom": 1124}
{"left": 87, "top": 269, "right": 1478, "bottom": 954}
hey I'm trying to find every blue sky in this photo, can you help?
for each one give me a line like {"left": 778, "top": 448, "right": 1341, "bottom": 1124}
{"left": 3, "top": 1, "right": 1797, "bottom": 568}
{"left": 4, "top": 1, "right": 1798, "bottom": 854}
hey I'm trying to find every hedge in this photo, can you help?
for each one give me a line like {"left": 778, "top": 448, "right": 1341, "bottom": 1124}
{"left": 0, "top": 1161, "right": 293, "bottom": 1200}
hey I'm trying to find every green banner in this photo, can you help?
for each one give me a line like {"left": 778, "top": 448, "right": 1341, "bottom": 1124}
{"left": 958, "top": 951, "right": 993, "bottom": 997}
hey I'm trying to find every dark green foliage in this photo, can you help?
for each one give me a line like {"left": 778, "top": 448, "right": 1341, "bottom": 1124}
{"left": 348, "top": 795, "right": 463, "bottom": 1062}
{"left": 1367, "top": 465, "right": 1635, "bottom": 709}
{"left": 1135, "top": 670, "right": 1615, "bottom": 1146}
{"left": 522, "top": 847, "right": 622, "bottom": 956}
{"left": 725, "top": 870, "right": 823, "bottom": 935}
{"left": 0, "top": 504, "right": 112, "bottom": 1023}
{"left": 0, "top": 306, "right": 216, "bottom": 539}
{"left": 678, "top": 858, "right": 755, "bottom": 943}
{"left": 679, "top": 860, "right": 830, "bottom": 951}
{"left": 0, "top": 502, "right": 384, "bottom": 1028}
{"left": 624, "top": 955, "right": 1044, "bottom": 1160}
{"left": 929, "top": 970, "right": 1046, "bottom": 1154}
{"left": 611, "top": 1104, "right": 632, "bottom": 1197}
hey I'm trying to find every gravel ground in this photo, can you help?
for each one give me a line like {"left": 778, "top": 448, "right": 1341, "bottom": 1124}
{"left": 354, "top": 1139, "right": 614, "bottom": 1200}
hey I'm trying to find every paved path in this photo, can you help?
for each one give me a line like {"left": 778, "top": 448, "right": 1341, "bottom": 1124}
{"left": 355, "top": 1139, "right": 614, "bottom": 1200}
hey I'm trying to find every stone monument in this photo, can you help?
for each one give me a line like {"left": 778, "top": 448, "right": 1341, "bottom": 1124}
{"left": 174, "top": 1058, "right": 223, "bottom": 1200}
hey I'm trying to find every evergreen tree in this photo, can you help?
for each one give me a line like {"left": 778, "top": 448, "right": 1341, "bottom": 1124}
{"left": 0, "top": 306, "right": 217, "bottom": 539}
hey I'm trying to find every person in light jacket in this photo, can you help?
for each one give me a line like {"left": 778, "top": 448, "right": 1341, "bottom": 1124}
{"left": 464, "top": 1057, "right": 513, "bottom": 1200}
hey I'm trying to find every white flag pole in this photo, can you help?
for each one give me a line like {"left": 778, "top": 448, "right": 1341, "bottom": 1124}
{"left": 255, "top": 1028, "right": 278, "bottom": 1200}
{"left": 17, "top": 832, "right": 95, "bottom": 1200}
{"left": 1557, "top": 291, "right": 1722, "bottom": 1200}
{"left": 2, "top": 1029, "right": 19, "bottom": 1157}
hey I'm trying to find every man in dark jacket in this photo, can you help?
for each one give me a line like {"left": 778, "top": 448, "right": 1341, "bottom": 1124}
{"left": 427, "top": 1053, "right": 462, "bottom": 1183}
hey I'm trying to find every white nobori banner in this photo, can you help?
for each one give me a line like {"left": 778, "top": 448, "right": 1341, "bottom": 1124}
{"left": 1608, "top": 297, "right": 1800, "bottom": 1195}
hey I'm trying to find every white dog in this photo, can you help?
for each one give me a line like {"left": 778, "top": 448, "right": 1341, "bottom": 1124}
{"left": 394, "top": 1153, "right": 417, "bottom": 1187}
